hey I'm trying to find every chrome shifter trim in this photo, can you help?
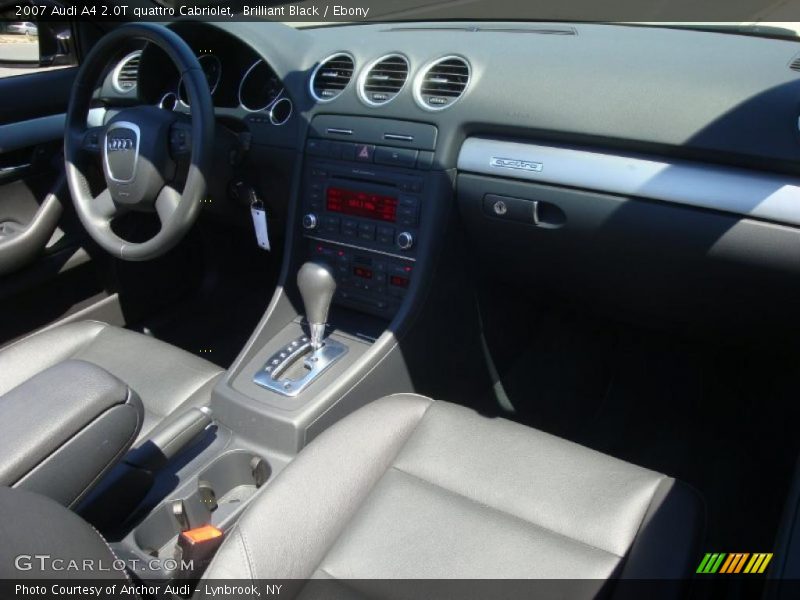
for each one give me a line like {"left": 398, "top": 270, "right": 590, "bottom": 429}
{"left": 309, "top": 323, "right": 326, "bottom": 350}
{"left": 253, "top": 335, "right": 348, "bottom": 397}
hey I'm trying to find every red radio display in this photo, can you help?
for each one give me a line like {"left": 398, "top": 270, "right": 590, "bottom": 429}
{"left": 326, "top": 187, "right": 397, "bottom": 223}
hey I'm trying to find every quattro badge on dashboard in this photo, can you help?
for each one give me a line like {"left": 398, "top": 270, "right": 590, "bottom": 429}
{"left": 490, "top": 157, "right": 543, "bottom": 172}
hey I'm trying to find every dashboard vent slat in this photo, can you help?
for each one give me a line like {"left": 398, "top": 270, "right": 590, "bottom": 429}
{"left": 310, "top": 53, "right": 354, "bottom": 102}
{"left": 112, "top": 51, "right": 141, "bottom": 93}
{"left": 414, "top": 56, "right": 470, "bottom": 110}
{"left": 359, "top": 54, "right": 409, "bottom": 106}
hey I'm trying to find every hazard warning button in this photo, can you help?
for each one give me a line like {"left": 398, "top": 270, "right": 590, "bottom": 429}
{"left": 354, "top": 144, "right": 375, "bottom": 162}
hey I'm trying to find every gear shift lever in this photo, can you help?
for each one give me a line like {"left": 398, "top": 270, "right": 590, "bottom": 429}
{"left": 297, "top": 261, "right": 337, "bottom": 350}
{"left": 253, "top": 261, "right": 347, "bottom": 397}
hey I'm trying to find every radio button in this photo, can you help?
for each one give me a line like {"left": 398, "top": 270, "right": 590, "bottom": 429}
{"left": 342, "top": 218, "right": 358, "bottom": 237}
{"left": 397, "top": 205, "right": 419, "bottom": 226}
{"left": 340, "top": 143, "right": 357, "bottom": 161}
{"left": 374, "top": 146, "right": 418, "bottom": 168}
{"left": 322, "top": 216, "right": 340, "bottom": 233}
{"left": 306, "top": 139, "right": 326, "bottom": 156}
{"left": 416, "top": 151, "right": 434, "bottom": 170}
{"left": 358, "top": 223, "right": 376, "bottom": 241}
{"left": 377, "top": 225, "right": 395, "bottom": 245}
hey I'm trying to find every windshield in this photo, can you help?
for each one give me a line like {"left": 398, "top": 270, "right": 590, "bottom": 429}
{"left": 145, "top": 1, "right": 800, "bottom": 38}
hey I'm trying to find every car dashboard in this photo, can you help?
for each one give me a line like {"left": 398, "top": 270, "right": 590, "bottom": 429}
{"left": 99, "top": 19, "right": 800, "bottom": 328}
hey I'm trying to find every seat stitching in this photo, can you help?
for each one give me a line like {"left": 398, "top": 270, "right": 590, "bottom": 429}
{"left": 309, "top": 400, "right": 437, "bottom": 579}
{"left": 84, "top": 520, "right": 134, "bottom": 586}
{"left": 238, "top": 525, "right": 258, "bottom": 582}
{"left": 202, "top": 523, "right": 255, "bottom": 581}
{"left": 390, "top": 464, "right": 624, "bottom": 559}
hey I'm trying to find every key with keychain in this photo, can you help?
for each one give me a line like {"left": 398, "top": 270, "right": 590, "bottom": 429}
{"left": 249, "top": 192, "right": 271, "bottom": 251}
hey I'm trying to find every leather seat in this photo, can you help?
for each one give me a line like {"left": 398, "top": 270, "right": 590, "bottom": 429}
{"left": 0, "top": 393, "right": 703, "bottom": 589}
{"left": 204, "top": 394, "right": 703, "bottom": 584}
{"left": 0, "top": 320, "right": 223, "bottom": 442}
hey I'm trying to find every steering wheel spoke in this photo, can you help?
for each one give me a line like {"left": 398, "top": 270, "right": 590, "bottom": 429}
{"left": 91, "top": 188, "right": 120, "bottom": 221}
{"left": 155, "top": 185, "right": 181, "bottom": 226}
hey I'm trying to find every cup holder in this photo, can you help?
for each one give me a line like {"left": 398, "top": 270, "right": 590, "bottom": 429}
{"left": 134, "top": 451, "right": 270, "bottom": 558}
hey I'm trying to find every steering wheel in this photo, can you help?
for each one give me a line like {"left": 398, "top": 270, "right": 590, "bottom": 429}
{"left": 64, "top": 23, "right": 214, "bottom": 261}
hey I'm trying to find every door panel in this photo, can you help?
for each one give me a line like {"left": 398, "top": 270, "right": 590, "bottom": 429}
{"left": 0, "top": 26, "right": 114, "bottom": 346}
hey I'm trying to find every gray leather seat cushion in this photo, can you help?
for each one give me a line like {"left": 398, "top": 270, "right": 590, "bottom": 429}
{"left": 205, "top": 395, "right": 702, "bottom": 585}
{"left": 0, "top": 486, "right": 129, "bottom": 581}
{"left": 0, "top": 320, "right": 223, "bottom": 442}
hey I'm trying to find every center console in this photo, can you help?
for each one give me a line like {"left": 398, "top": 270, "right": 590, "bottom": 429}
{"left": 107, "top": 115, "right": 451, "bottom": 583}
{"left": 298, "top": 118, "right": 437, "bottom": 318}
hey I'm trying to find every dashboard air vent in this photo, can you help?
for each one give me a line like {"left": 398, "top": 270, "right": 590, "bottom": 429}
{"left": 310, "top": 53, "right": 354, "bottom": 102}
{"left": 112, "top": 51, "right": 141, "bottom": 93}
{"left": 790, "top": 54, "right": 800, "bottom": 72}
{"left": 414, "top": 56, "right": 470, "bottom": 110}
{"left": 359, "top": 54, "right": 409, "bottom": 106}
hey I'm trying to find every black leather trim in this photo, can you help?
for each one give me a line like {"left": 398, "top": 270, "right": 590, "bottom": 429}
{"left": 0, "top": 359, "right": 143, "bottom": 507}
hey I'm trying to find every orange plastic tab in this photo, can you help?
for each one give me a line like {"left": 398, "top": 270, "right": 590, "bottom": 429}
{"left": 181, "top": 524, "right": 223, "bottom": 543}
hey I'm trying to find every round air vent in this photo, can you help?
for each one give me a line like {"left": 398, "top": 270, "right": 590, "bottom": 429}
{"left": 310, "top": 53, "right": 354, "bottom": 102}
{"left": 358, "top": 54, "right": 409, "bottom": 106}
{"left": 414, "top": 56, "right": 471, "bottom": 111}
{"left": 111, "top": 51, "right": 142, "bottom": 94}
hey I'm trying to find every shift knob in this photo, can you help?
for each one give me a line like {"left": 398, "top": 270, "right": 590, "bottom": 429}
{"left": 297, "top": 261, "right": 336, "bottom": 349}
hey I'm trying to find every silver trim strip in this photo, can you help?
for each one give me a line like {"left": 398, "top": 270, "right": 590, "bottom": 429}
{"left": 0, "top": 163, "right": 31, "bottom": 175}
{"left": 305, "top": 235, "right": 416, "bottom": 262}
{"left": 0, "top": 108, "right": 106, "bottom": 154}
{"left": 458, "top": 138, "right": 800, "bottom": 227}
{"left": 384, "top": 133, "right": 414, "bottom": 142}
{"left": 327, "top": 128, "right": 354, "bottom": 136}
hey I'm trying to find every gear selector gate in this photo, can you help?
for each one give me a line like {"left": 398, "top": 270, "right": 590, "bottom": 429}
{"left": 253, "top": 261, "right": 348, "bottom": 397}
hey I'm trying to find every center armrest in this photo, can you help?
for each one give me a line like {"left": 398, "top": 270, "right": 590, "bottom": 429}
{"left": 0, "top": 359, "right": 144, "bottom": 508}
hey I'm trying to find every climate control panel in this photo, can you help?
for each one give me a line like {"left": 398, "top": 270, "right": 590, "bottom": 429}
{"left": 310, "top": 241, "right": 413, "bottom": 318}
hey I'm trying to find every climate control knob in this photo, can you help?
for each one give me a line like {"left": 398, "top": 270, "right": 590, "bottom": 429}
{"left": 397, "top": 231, "right": 415, "bottom": 251}
{"left": 302, "top": 213, "right": 318, "bottom": 230}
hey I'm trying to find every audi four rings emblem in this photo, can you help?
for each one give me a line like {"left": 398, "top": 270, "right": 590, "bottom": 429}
{"left": 107, "top": 138, "right": 135, "bottom": 151}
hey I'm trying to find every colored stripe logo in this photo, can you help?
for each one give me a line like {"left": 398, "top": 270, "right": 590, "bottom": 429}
{"left": 696, "top": 553, "right": 773, "bottom": 574}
